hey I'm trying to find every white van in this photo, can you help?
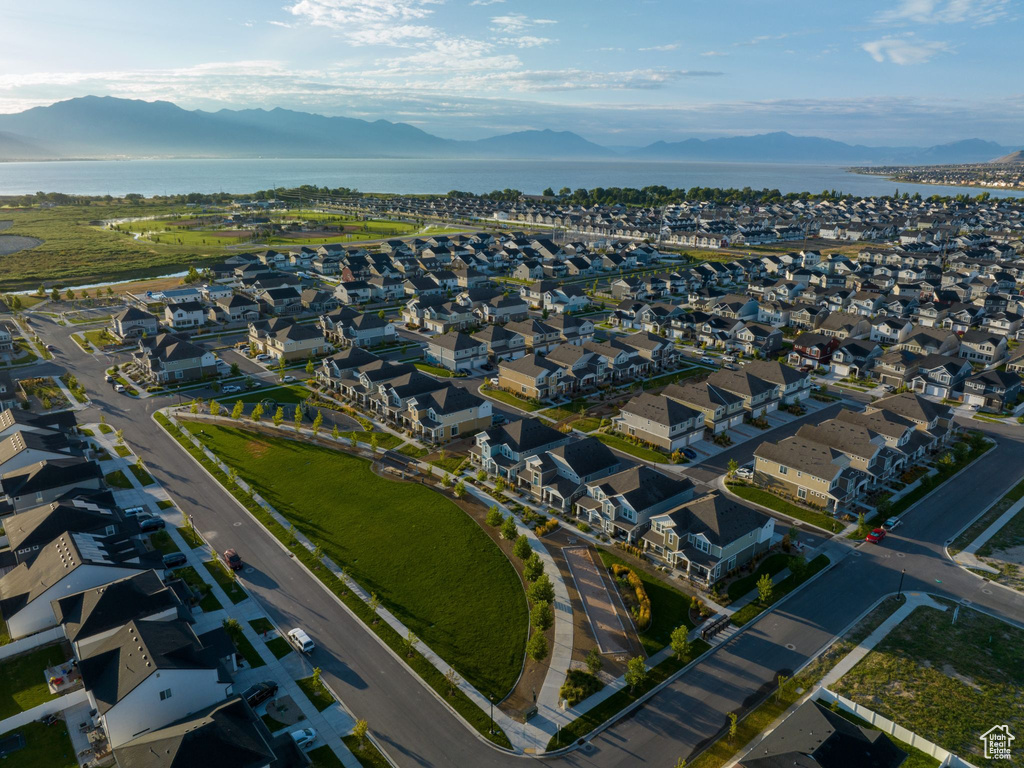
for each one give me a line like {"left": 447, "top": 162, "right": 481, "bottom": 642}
{"left": 287, "top": 627, "right": 315, "bottom": 653}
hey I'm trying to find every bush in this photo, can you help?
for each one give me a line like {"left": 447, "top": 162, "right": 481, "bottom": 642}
{"left": 531, "top": 602, "right": 553, "bottom": 630}
{"left": 558, "top": 669, "right": 603, "bottom": 706}
{"left": 523, "top": 552, "right": 544, "bottom": 582}
{"left": 576, "top": 521, "right": 592, "bottom": 533}
{"left": 513, "top": 534, "right": 532, "bottom": 560}
{"left": 526, "top": 631, "right": 549, "bottom": 661}
{"left": 500, "top": 516, "right": 518, "bottom": 541}
{"left": 535, "top": 518, "right": 559, "bottom": 536}
{"left": 610, "top": 563, "right": 652, "bottom": 629}
{"left": 485, "top": 507, "right": 504, "bottom": 527}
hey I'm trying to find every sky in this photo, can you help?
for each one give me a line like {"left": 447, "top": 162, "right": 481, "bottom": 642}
{"left": 1, "top": 0, "right": 1022, "bottom": 146}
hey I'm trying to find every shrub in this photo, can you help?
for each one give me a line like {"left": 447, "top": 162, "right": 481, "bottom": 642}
{"left": 513, "top": 534, "right": 532, "bottom": 560}
{"left": 526, "top": 631, "right": 549, "bottom": 661}
{"left": 500, "top": 515, "right": 518, "bottom": 541}
{"left": 531, "top": 602, "right": 553, "bottom": 631}
{"left": 610, "top": 563, "right": 651, "bottom": 629}
{"left": 485, "top": 507, "right": 504, "bottom": 527}
{"left": 523, "top": 552, "right": 544, "bottom": 582}
{"left": 535, "top": 518, "right": 559, "bottom": 536}
{"left": 576, "top": 521, "right": 592, "bottom": 533}
{"left": 558, "top": 669, "right": 602, "bottom": 706}
{"left": 528, "top": 573, "right": 555, "bottom": 604}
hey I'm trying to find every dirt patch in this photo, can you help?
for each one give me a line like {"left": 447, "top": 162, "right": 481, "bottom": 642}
{"left": 0, "top": 234, "right": 43, "bottom": 256}
{"left": 245, "top": 440, "right": 270, "bottom": 459}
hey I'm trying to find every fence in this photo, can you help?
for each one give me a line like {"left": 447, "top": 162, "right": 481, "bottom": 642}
{"left": 0, "top": 628, "right": 65, "bottom": 663}
{"left": 0, "top": 688, "right": 88, "bottom": 735}
{"left": 813, "top": 688, "right": 979, "bottom": 768}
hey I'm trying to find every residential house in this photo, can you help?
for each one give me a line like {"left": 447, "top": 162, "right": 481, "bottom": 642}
{"left": 906, "top": 354, "right": 973, "bottom": 398}
{"left": 497, "top": 354, "right": 565, "bottom": 401}
{"left": 163, "top": 301, "right": 207, "bottom": 331}
{"left": 403, "top": 385, "right": 492, "bottom": 443}
{"left": 742, "top": 361, "right": 813, "bottom": 404}
{"left": 424, "top": 332, "right": 488, "bottom": 373}
{"left": 830, "top": 339, "right": 883, "bottom": 378}
{"left": 962, "top": 370, "right": 1021, "bottom": 413}
{"left": 958, "top": 329, "right": 1007, "bottom": 366}
{"left": 248, "top": 319, "right": 326, "bottom": 362}
{"left": 818, "top": 312, "right": 872, "bottom": 340}
{"left": 472, "top": 324, "right": 527, "bottom": 362}
{"left": 613, "top": 392, "right": 704, "bottom": 451}
{"left": 753, "top": 435, "right": 869, "bottom": 513}
{"left": 132, "top": 333, "right": 218, "bottom": 383}
{"left": 573, "top": 466, "right": 695, "bottom": 542}
{"left": 521, "top": 437, "right": 622, "bottom": 512}
{"left": 471, "top": 418, "right": 570, "bottom": 481}
{"left": 319, "top": 308, "right": 396, "bottom": 348}
{"left": 788, "top": 332, "right": 840, "bottom": 368}
{"left": 479, "top": 294, "right": 529, "bottom": 324}
{"left": 0, "top": 371, "right": 16, "bottom": 411}
{"left": 111, "top": 308, "right": 159, "bottom": 342}
{"left": 208, "top": 294, "right": 260, "bottom": 324}
{"left": 732, "top": 322, "right": 783, "bottom": 358}
{"left": 661, "top": 380, "right": 745, "bottom": 434}
{"left": 707, "top": 368, "right": 780, "bottom": 417}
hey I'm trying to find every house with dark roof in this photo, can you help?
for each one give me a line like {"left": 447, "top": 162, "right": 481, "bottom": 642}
{"left": 829, "top": 338, "right": 883, "bottom": 378}
{"left": 662, "top": 380, "right": 746, "bottom": 434}
{"left": 707, "top": 368, "right": 781, "bottom": 417}
{"left": 614, "top": 392, "right": 705, "bottom": 452}
{"left": 0, "top": 407, "right": 77, "bottom": 440}
{"left": 403, "top": 385, "right": 492, "bottom": 443}
{"left": 0, "top": 457, "right": 104, "bottom": 511}
{"left": 248, "top": 318, "right": 326, "bottom": 362}
{"left": 111, "top": 307, "right": 159, "bottom": 342}
{"left": 0, "top": 429, "right": 76, "bottom": 475}
{"left": 163, "top": 301, "right": 207, "bottom": 331}
{"left": 132, "top": 333, "right": 218, "bottom": 384}
{"left": 319, "top": 307, "right": 396, "bottom": 349}
{"left": 209, "top": 293, "right": 260, "bottom": 324}
{"left": 963, "top": 369, "right": 1022, "bottom": 413}
{"left": 739, "top": 699, "right": 905, "bottom": 768}
{"left": 574, "top": 466, "right": 695, "bottom": 542}
{"left": 424, "top": 331, "right": 488, "bottom": 373}
{"left": 643, "top": 492, "right": 774, "bottom": 584}
{"left": 497, "top": 354, "right": 566, "bottom": 401}
{"left": 471, "top": 418, "right": 570, "bottom": 481}
{"left": 79, "top": 619, "right": 235, "bottom": 747}
{"left": 316, "top": 348, "right": 381, "bottom": 392}
{"left": 521, "top": 437, "right": 622, "bottom": 512}
{"left": 5, "top": 497, "right": 123, "bottom": 565}
{"left": 742, "top": 361, "right": 813, "bottom": 404}
{"left": 754, "top": 435, "right": 869, "bottom": 514}
{"left": 788, "top": 332, "right": 840, "bottom": 368}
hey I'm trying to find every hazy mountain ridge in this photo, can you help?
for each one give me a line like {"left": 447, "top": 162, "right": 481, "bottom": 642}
{"left": 0, "top": 96, "right": 1016, "bottom": 165}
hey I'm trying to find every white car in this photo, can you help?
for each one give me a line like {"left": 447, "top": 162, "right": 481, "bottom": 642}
{"left": 255, "top": 354, "right": 271, "bottom": 362}
{"left": 114, "top": 384, "right": 126, "bottom": 393}
{"left": 287, "top": 627, "right": 315, "bottom": 653}
{"left": 123, "top": 506, "right": 147, "bottom": 517}
{"left": 699, "top": 356, "right": 715, "bottom": 365}
{"left": 222, "top": 385, "right": 241, "bottom": 394}
{"left": 489, "top": 377, "right": 499, "bottom": 386}
{"left": 734, "top": 466, "right": 754, "bottom": 480}
{"left": 290, "top": 728, "right": 317, "bottom": 750}
{"left": 282, "top": 375, "right": 296, "bottom": 383}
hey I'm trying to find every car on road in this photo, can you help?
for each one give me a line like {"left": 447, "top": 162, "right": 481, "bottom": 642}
{"left": 489, "top": 377, "right": 499, "bottom": 386}
{"left": 114, "top": 384, "right": 125, "bottom": 393}
{"left": 290, "top": 728, "right": 317, "bottom": 750}
{"left": 162, "top": 552, "right": 187, "bottom": 569}
{"left": 104, "top": 374, "right": 115, "bottom": 383}
{"left": 734, "top": 466, "right": 754, "bottom": 480}
{"left": 243, "top": 681, "right": 279, "bottom": 708}
{"left": 222, "top": 548, "right": 243, "bottom": 571}
{"left": 282, "top": 375, "right": 296, "bottom": 383}
{"left": 722, "top": 354, "right": 737, "bottom": 363}
{"left": 699, "top": 356, "right": 715, "bottom": 365}
{"left": 46, "top": 344, "right": 58, "bottom": 352}
{"left": 865, "top": 528, "right": 887, "bottom": 544}
{"left": 882, "top": 516, "right": 902, "bottom": 531}
{"left": 222, "top": 385, "right": 241, "bottom": 394}
{"left": 138, "top": 515, "right": 166, "bottom": 533}
{"left": 491, "top": 413, "right": 506, "bottom": 426}
{"left": 287, "top": 627, "right": 315, "bottom": 654}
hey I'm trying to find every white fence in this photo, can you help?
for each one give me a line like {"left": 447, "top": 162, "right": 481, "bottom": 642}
{"left": 0, "top": 628, "right": 65, "bottom": 663}
{"left": 814, "top": 689, "right": 979, "bottom": 768}
{"left": 0, "top": 688, "right": 88, "bottom": 734}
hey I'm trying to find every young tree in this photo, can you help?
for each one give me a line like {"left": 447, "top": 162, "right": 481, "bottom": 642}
{"left": 231, "top": 400, "right": 244, "bottom": 419}
{"left": 273, "top": 406, "right": 284, "bottom": 427}
{"left": 229, "top": 361, "right": 240, "bottom": 376}
{"left": 476, "top": 469, "right": 487, "bottom": 482}
{"left": 293, "top": 405, "right": 302, "bottom": 432}
{"left": 513, "top": 534, "right": 532, "bottom": 560}
{"left": 276, "top": 357, "right": 286, "bottom": 378}
{"left": 350, "top": 432, "right": 358, "bottom": 448}
{"left": 526, "top": 631, "right": 549, "bottom": 661}
{"left": 528, "top": 573, "right": 555, "bottom": 604}
{"left": 370, "top": 433, "right": 379, "bottom": 454}
{"left": 728, "top": 712, "right": 738, "bottom": 743}
{"left": 444, "top": 668, "right": 461, "bottom": 696}
{"left": 352, "top": 719, "right": 369, "bottom": 751}
{"left": 209, "top": 400, "right": 221, "bottom": 417}
{"left": 756, "top": 573, "right": 774, "bottom": 604}
{"left": 727, "top": 458, "right": 739, "bottom": 478}
{"left": 585, "top": 648, "right": 603, "bottom": 676}
{"left": 523, "top": 552, "right": 544, "bottom": 582}
{"left": 624, "top": 656, "right": 648, "bottom": 693}
{"left": 530, "top": 601, "right": 553, "bottom": 631}
{"left": 500, "top": 515, "right": 518, "bottom": 541}
{"left": 789, "top": 554, "right": 808, "bottom": 581}
{"left": 305, "top": 358, "right": 315, "bottom": 374}
{"left": 312, "top": 410, "right": 323, "bottom": 436}
{"left": 454, "top": 480, "right": 466, "bottom": 497}
{"left": 190, "top": 400, "right": 200, "bottom": 414}
{"left": 368, "top": 593, "right": 381, "bottom": 624}
{"left": 250, "top": 402, "right": 264, "bottom": 423}
{"left": 331, "top": 424, "right": 340, "bottom": 440}
{"left": 50, "top": 287, "right": 60, "bottom": 302}
{"left": 485, "top": 506, "right": 504, "bottom": 527}
{"left": 670, "top": 625, "right": 691, "bottom": 662}
{"left": 115, "top": 428, "right": 124, "bottom": 446}
{"left": 401, "top": 630, "right": 419, "bottom": 658}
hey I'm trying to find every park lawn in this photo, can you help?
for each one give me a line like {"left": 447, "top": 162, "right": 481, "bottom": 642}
{"left": 595, "top": 432, "right": 668, "bottom": 464}
{"left": 397, "top": 443, "right": 429, "bottom": 459}
{"left": 180, "top": 421, "right": 528, "bottom": 700}
{"left": 128, "top": 463, "right": 155, "bottom": 486}
{"left": 725, "top": 553, "right": 794, "bottom": 602}
{"left": 413, "top": 362, "right": 454, "bottom": 377}
{"left": 539, "top": 399, "right": 590, "bottom": 422}
{"left": 597, "top": 549, "right": 694, "bottom": 655}
{"left": 948, "top": 477, "right": 1024, "bottom": 555}
{"left": 264, "top": 637, "right": 292, "bottom": 660}
{"left": 103, "top": 469, "right": 132, "bottom": 489}
{"left": 831, "top": 605, "right": 1024, "bottom": 762}
{"left": 176, "top": 566, "right": 223, "bottom": 613}
{"left": 342, "top": 736, "right": 390, "bottom": 768}
{"left": 730, "top": 554, "right": 829, "bottom": 626}
{"left": 202, "top": 560, "right": 248, "bottom": 604}
{"left": 479, "top": 385, "right": 543, "bottom": 412}
{"left": 0, "top": 644, "right": 67, "bottom": 719}
{"left": 726, "top": 483, "right": 841, "bottom": 532}
{"left": 149, "top": 530, "right": 180, "bottom": 555}
{"left": 83, "top": 328, "right": 118, "bottom": 348}
{"left": 178, "top": 423, "right": 528, "bottom": 700}
{"left": 297, "top": 676, "right": 335, "bottom": 712}
{"left": 0, "top": 721, "right": 77, "bottom": 768}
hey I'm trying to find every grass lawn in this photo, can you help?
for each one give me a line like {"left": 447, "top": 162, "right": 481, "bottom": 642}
{"left": 98, "top": 423, "right": 113, "bottom": 434}
{"left": 831, "top": 605, "right": 1024, "bottom": 762}
{"left": 264, "top": 636, "right": 292, "bottom": 660}
{"left": 572, "top": 416, "right": 602, "bottom": 433}
{"left": 597, "top": 549, "right": 695, "bottom": 655}
{"left": 0, "top": 721, "right": 76, "bottom": 768}
{"left": 103, "top": 469, "right": 132, "bottom": 489}
{"left": 730, "top": 554, "right": 829, "bottom": 626}
{"left": 175, "top": 565, "right": 223, "bottom": 613}
{"left": 429, "top": 455, "right": 465, "bottom": 474}
{"left": 725, "top": 553, "right": 793, "bottom": 602}
{"left": 539, "top": 399, "right": 590, "bottom": 422}
{"left": 338, "top": 431, "right": 402, "bottom": 450}
{"left": 149, "top": 530, "right": 180, "bottom": 555}
{"left": 261, "top": 713, "right": 289, "bottom": 733}
{"left": 231, "top": 384, "right": 310, "bottom": 405}
{"left": 180, "top": 421, "right": 528, "bottom": 700}
{"left": 642, "top": 366, "right": 707, "bottom": 390}
{"left": 223, "top": 622, "right": 265, "bottom": 669}
{"left": 885, "top": 439, "right": 993, "bottom": 520}
{"left": 250, "top": 617, "right": 274, "bottom": 634}
{"left": 128, "top": 463, "right": 155, "bottom": 486}
{"left": 83, "top": 328, "right": 117, "bottom": 348}
{"left": 114, "top": 445, "right": 131, "bottom": 458}
{"left": 0, "top": 644, "right": 67, "bottom": 719}
{"left": 157, "top": 499, "right": 175, "bottom": 510}
{"left": 176, "top": 525, "right": 204, "bottom": 549}
{"left": 397, "top": 443, "right": 429, "bottom": 459}
{"left": 342, "top": 736, "right": 391, "bottom": 768}
{"left": 949, "top": 476, "right": 1024, "bottom": 555}
{"left": 479, "top": 384, "right": 543, "bottom": 412}
{"left": 309, "top": 745, "right": 346, "bottom": 768}
{"left": 202, "top": 560, "right": 248, "bottom": 604}
{"left": 726, "top": 483, "right": 842, "bottom": 532}
{"left": 297, "top": 675, "right": 335, "bottom": 712}
{"left": 414, "top": 362, "right": 454, "bottom": 377}
{"left": 595, "top": 432, "right": 668, "bottom": 464}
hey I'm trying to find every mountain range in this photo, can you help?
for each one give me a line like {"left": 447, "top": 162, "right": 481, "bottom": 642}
{"left": 0, "top": 96, "right": 1018, "bottom": 166}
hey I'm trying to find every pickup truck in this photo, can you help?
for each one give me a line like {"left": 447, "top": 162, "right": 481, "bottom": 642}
{"left": 287, "top": 627, "right": 315, "bottom": 654}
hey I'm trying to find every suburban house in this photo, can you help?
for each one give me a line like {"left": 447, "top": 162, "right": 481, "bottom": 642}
{"left": 787, "top": 332, "right": 840, "bottom": 368}
{"left": 0, "top": 429, "right": 75, "bottom": 475}
{"left": 163, "top": 301, "right": 207, "bottom": 331}
{"left": 661, "top": 380, "right": 746, "bottom": 434}
{"left": 111, "top": 308, "right": 159, "bottom": 341}
{"left": 320, "top": 308, "right": 396, "bottom": 348}
{"left": 613, "top": 392, "right": 705, "bottom": 452}
{"left": 471, "top": 418, "right": 570, "bottom": 482}
{"left": 742, "top": 361, "right": 812, "bottom": 404}
{"left": 473, "top": 324, "right": 527, "bottom": 361}
{"left": 642, "top": 492, "right": 774, "bottom": 585}
{"left": 208, "top": 294, "right": 260, "bottom": 324}
{"left": 962, "top": 369, "right": 1021, "bottom": 412}
{"left": 520, "top": 437, "right": 622, "bottom": 512}
{"left": 497, "top": 354, "right": 565, "bottom": 401}
{"left": 0, "top": 371, "right": 15, "bottom": 411}
{"left": 424, "top": 331, "right": 488, "bottom": 373}
{"left": 402, "top": 385, "right": 492, "bottom": 443}
{"left": 132, "top": 333, "right": 218, "bottom": 383}
{"left": 479, "top": 294, "right": 530, "bottom": 324}
{"left": 706, "top": 368, "right": 780, "bottom": 417}
{"left": 0, "top": 457, "right": 105, "bottom": 511}
{"left": 248, "top": 318, "right": 326, "bottom": 361}
{"left": 829, "top": 339, "right": 883, "bottom": 378}
{"left": 906, "top": 354, "right": 973, "bottom": 399}
{"left": 732, "top": 322, "right": 783, "bottom": 358}
{"left": 958, "top": 329, "right": 1007, "bottom": 366}
{"left": 753, "top": 435, "right": 870, "bottom": 514}
{"left": 573, "top": 466, "right": 695, "bottom": 542}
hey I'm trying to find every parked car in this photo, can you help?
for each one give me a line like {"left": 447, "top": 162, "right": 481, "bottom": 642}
{"left": 682, "top": 447, "right": 698, "bottom": 460}
{"left": 104, "top": 374, "right": 114, "bottom": 383}
{"left": 123, "top": 506, "right": 147, "bottom": 517}
{"left": 489, "top": 377, "right": 499, "bottom": 385}
{"left": 865, "top": 528, "right": 887, "bottom": 544}
{"left": 724, "top": 363, "right": 739, "bottom": 370}
{"left": 162, "top": 552, "right": 187, "bottom": 569}
{"left": 222, "top": 385, "right": 241, "bottom": 394}
{"left": 290, "top": 728, "right": 317, "bottom": 750}
{"left": 491, "top": 413, "right": 506, "bottom": 426}
{"left": 699, "top": 356, "right": 715, "bottom": 365}
{"left": 722, "top": 354, "right": 737, "bottom": 363}
{"left": 882, "top": 516, "right": 902, "bottom": 531}
{"left": 138, "top": 515, "right": 166, "bottom": 533}
{"left": 243, "top": 681, "right": 279, "bottom": 708}
{"left": 255, "top": 354, "right": 271, "bottom": 362}
{"left": 282, "top": 375, "right": 296, "bottom": 383}
{"left": 222, "top": 548, "right": 243, "bottom": 571}
{"left": 287, "top": 627, "right": 315, "bottom": 654}
{"left": 734, "top": 466, "right": 754, "bottom": 480}
{"left": 114, "top": 384, "right": 126, "bottom": 393}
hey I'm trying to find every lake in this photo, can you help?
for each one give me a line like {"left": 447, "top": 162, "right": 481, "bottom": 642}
{"left": 0, "top": 157, "right": 1018, "bottom": 199}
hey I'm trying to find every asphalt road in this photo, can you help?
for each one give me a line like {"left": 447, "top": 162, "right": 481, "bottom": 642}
{"left": 28, "top": 313, "right": 1024, "bottom": 767}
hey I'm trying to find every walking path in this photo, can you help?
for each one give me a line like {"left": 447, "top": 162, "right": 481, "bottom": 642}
{"left": 564, "top": 547, "right": 629, "bottom": 655}
{"left": 952, "top": 497, "right": 1024, "bottom": 575}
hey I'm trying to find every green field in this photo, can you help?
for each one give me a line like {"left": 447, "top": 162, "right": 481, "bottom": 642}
{"left": 180, "top": 421, "right": 528, "bottom": 699}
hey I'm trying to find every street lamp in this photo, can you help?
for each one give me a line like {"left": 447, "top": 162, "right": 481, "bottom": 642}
{"left": 489, "top": 695, "right": 494, "bottom": 735}
{"left": 897, "top": 568, "right": 906, "bottom": 600}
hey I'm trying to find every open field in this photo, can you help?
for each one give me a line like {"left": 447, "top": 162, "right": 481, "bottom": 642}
{"left": 180, "top": 421, "right": 528, "bottom": 699}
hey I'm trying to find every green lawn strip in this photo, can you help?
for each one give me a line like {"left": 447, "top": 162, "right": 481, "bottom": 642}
{"left": 176, "top": 525, "right": 205, "bottom": 549}
{"left": 114, "top": 445, "right": 131, "bottom": 458}
{"left": 155, "top": 413, "right": 514, "bottom": 748}
{"left": 0, "top": 721, "right": 76, "bottom": 768}
{"left": 831, "top": 709, "right": 941, "bottom": 768}
{"left": 642, "top": 366, "right": 706, "bottom": 390}
{"left": 149, "top": 530, "right": 180, "bottom": 555}
{"left": 830, "top": 605, "right": 1024, "bottom": 760}
{"left": 0, "top": 644, "right": 67, "bottom": 719}
{"left": 726, "top": 483, "right": 841, "bottom": 532}
{"left": 178, "top": 419, "right": 526, "bottom": 700}
{"left": 83, "top": 328, "right": 117, "bottom": 348}
{"left": 261, "top": 713, "right": 289, "bottom": 733}
{"left": 725, "top": 553, "right": 793, "bottom": 602}
{"left": 886, "top": 440, "right": 993, "bottom": 521}
{"left": 730, "top": 555, "right": 829, "bottom": 626}
{"left": 175, "top": 565, "right": 223, "bottom": 613}
{"left": 595, "top": 432, "right": 669, "bottom": 464}
{"left": 297, "top": 675, "right": 335, "bottom": 712}
{"left": 539, "top": 399, "right": 590, "bottom": 422}
{"left": 58, "top": 373, "right": 87, "bottom": 404}
{"left": 157, "top": 499, "right": 175, "bottom": 510}
{"left": 98, "top": 423, "right": 113, "bottom": 434}
{"left": 202, "top": 560, "right": 248, "bottom": 604}
{"left": 342, "top": 736, "right": 391, "bottom": 768}
{"left": 397, "top": 443, "right": 429, "bottom": 459}
{"left": 338, "top": 431, "right": 402, "bottom": 450}
{"left": 264, "top": 637, "right": 293, "bottom": 660}
{"left": 948, "top": 476, "right": 1024, "bottom": 555}
{"left": 429, "top": 456, "right": 465, "bottom": 474}
{"left": 128, "top": 463, "right": 155, "bottom": 486}
{"left": 572, "top": 417, "right": 602, "bottom": 433}
{"left": 223, "top": 621, "right": 265, "bottom": 669}
{"left": 230, "top": 384, "right": 310, "bottom": 405}
{"left": 547, "top": 656, "right": 688, "bottom": 750}
{"left": 479, "top": 385, "right": 543, "bottom": 411}
{"left": 103, "top": 469, "right": 132, "bottom": 489}
{"left": 414, "top": 362, "right": 454, "bottom": 377}
{"left": 596, "top": 549, "right": 695, "bottom": 654}
{"left": 249, "top": 617, "right": 274, "bottom": 634}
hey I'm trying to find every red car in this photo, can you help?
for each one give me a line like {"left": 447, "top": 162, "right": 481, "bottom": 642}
{"left": 865, "top": 528, "right": 886, "bottom": 544}
{"left": 222, "top": 548, "right": 244, "bottom": 571}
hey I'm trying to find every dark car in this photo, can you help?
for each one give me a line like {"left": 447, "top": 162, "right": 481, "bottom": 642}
{"left": 223, "top": 548, "right": 243, "bottom": 571}
{"left": 491, "top": 413, "right": 507, "bottom": 426}
{"left": 139, "top": 515, "right": 166, "bottom": 533}
{"left": 865, "top": 528, "right": 886, "bottom": 544}
{"left": 162, "top": 552, "right": 187, "bottom": 569}
{"left": 243, "top": 681, "right": 279, "bottom": 708}
{"left": 682, "top": 447, "right": 698, "bottom": 460}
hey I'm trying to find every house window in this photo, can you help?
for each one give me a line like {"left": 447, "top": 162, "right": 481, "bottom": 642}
{"left": 159, "top": 688, "right": 173, "bottom": 700}
{"left": 450, "top": 424, "right": 459, "bottom": 436}
{"left": 797, "top": 487, "right": 807, "bottom": 500}
{"left": 778, "top": 465, "right": 788, "bottom": 475}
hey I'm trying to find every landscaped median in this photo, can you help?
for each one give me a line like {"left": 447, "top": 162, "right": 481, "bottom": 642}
{"left": 154, "top": 411, "right": 518, "bottom": 749}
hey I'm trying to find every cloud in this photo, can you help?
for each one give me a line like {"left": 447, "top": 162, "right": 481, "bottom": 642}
{"left": 862, "top": 35, "right": 952, "bottom": 64}
{"left": 490, "top": 14, "right": 557, "bottom": 33}
{"left": 286, "top": 0, "right": 442, "bottom": 45}
{"left": 875, "top": 0, "right": 1012, "bottom": 25}
{"left": 639, "top": 43, "right": 679, "bottom": 52}
{"left": 468, "top": 0, "right": 504, "bottom": 4}
{"left": 700, "top": 50, "right": 728, "bottom": 57}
